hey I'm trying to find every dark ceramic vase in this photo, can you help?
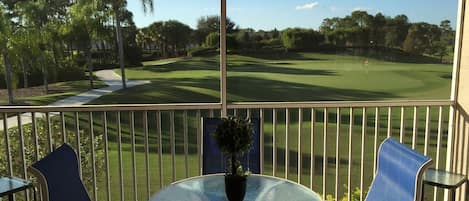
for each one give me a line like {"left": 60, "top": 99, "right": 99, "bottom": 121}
{"left": 224, "top": 175, "right": 247, "bottom": 201}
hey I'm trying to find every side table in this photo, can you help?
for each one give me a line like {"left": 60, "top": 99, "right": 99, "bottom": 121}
{"left": 0, "top": 177, "right": 35, "bottom": 201}
{"left": 423, "top": 168, "right": 467, "bottom": 201}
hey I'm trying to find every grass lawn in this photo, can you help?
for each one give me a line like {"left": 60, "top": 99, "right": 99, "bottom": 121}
{"left": 0, "top": 80, "right": 107, "bottom": 106}
{"left": 10, "top": 53, "right": 447, "bottom": 200}
{"left": 82, "top": 52, "right": 453, "bottom": 200}
{"left": 92, "top": 52, "right": 452, "bottom": 104}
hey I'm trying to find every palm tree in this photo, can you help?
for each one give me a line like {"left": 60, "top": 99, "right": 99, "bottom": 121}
{"left": 112, "top": 0, "right": 153, "bottom": 88}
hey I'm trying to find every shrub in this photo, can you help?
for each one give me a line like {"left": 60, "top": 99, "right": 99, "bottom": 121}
{"left": 0, "top": 118, "right": 104, "bottom": 194}
{"left": 188, "top": 47, "right": 218, "bottom": 57}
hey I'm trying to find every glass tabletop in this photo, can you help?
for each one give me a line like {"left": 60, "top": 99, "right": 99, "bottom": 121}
{"left": 423, "top": 168, "right": 467, "bottom": 188}
{"left": 0, "top": 177, "right": 32, "bottom": 197}
{"left": 150, "top": 174, "right": 322, "bottom": 201}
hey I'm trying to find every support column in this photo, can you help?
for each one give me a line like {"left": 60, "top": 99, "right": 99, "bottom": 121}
{"left": 220, "top": 0, "right": 227, "bottom": 117}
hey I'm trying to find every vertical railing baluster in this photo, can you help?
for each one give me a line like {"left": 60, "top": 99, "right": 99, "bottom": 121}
{"left": 117, "top": 112, "right": 124, "bottom": 201}
{"left": 46, "top": 112, "right": 52, "bottom": 152}
{"left": 272, "top": 109, "right": 277, "bottom": 177}
{"left": 360, "top": 107, "right": 367, "bottom": 201}
{"left": 387, "top": 107, "right": 392, "bottom": 138}
{"left": 451, "top": 111, "right": 460, "bottom": 173}
{"left": 285, "top": 108, "right": 289, "bottom": 179}
{"left": 18, "top": 113, "right": 30, "bottom": 201}
{"left": 60, "top": 112, "right": 66, "bottom": 143}
{"left": 196, "top": 110, "right": 201, "bottom": 176}
{"left": 209, "top": 109, "right": 214, "bottom": 117}
{"left": 456, "top": 113, "right": 463, "bottom": 174}
{"left": 170, "top": 111, "right": 176, "bottom": 182}
{"left": 460, "top": 115, "right": 469, "bottom": 201}
{"left": 310, "top": 108, "right": 315, "bottom": 189}
{"left": 3, "top": 113, "right": 12, "bottom": 176}
{"left": 3, "top": 113, "right": 13, "bottom": 201}
{"left": 260, "top": 109, "right": 264, "bottom": 174}
{"left": 348, "top": 108, "right": 354, "bottom": 201}
{"left": 433, "top": 106, "right": 443, "bottom": 201}
{"left": 103, "top": 112, "right": 111, "bottom": 201}
{"left": 143, "top": 111, "right": 150, "bottom": 200}
{"left": 323, "top": 108, "right": 328, "bottom": 197}
{"left": 335, "top": 108, "right": 340, "bottom": 200}
{"left": 424, "top": 106, "right": 431, "bottom": 155}
{"left": 297, "top": 108, "right": 302, "bottom": 183}
{"left": 183, "top": 110, "right": 189, "bottom": 178}
{"left": 247, "top": 109, "right": 251, "bottom": 118}
{"left": 373, "top": 107, "right": 379, "bottom": 174}
{"left": 157, "top": 111, "right": 163, "bottom": 188}
{"left": 455, "top": 115, "right": 465, "bottom": 201}
{"left": 74, "top": 112, "right": 82, "bottom": 178}
{"left": 130, "top": 111, "right": 137, "bottom": 201}
{"left": 412, "top": 106, "right": 418, "bottom": 149}
{"left": 32, "top": 112, "right": 39, "bottom": 162}
{"left": 89, "top": 112, "right": 97, "bottom": 201}
{"left": 400, "top": 107, "right": 405, "bottom": 143}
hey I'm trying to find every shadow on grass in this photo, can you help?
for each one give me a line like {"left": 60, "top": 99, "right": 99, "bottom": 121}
{"left": 237, "top": 51, "right": 325, "bottom": 61}
{"left": 91, "top": 76, "right": 398, "bottom": 104}
{"left": 142, "top": 58, "right": 335, "bottom": 76}
{"left": 229, "top": 63, "right": 336, "bottom": 75}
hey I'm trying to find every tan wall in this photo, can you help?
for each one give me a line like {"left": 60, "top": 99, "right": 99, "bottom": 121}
{"left": 458, "top": 0, "right": 469, "bottom": 110}
{"left": 453, "top": 1, "right": 469, "bottom": 201}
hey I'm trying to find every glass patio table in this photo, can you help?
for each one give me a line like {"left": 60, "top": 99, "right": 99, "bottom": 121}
{"left": 150, "top": 174, "right": 322, "bottom": 201}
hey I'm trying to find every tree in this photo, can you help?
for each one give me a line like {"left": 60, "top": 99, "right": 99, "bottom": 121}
{"left": 370, "top": 13, "right": 386, "bottom": 46}
{"left": 0, "top": 5, "right": 14, "bottom": 104}
{"left": 403, "top": 22, "right": 440, "bottom": 55}
{"left": 204, "top": 32, "right": 220, "bottom": 48}
{"left": 161, "top": 20, "right": 192, "bottom": 56}
{"left": 16, "top": 0, "right": 71, "bottom": 94}
{"left": 195, "top": 15, "right": 236, "bottom": 45}
{"left": 108, "top": 0, "right": 154, "bottom": 89}
{"left": 385, "top": 15, "right": 410, "bottom": 48}
{"left": 67, "top": 0, "right": 109, "bottom": 89}
{"left": 281, "top": 28, "right": 324, "bottom": 51}
{"left": 434, "top": 20, "right": 455, "bottom": 62}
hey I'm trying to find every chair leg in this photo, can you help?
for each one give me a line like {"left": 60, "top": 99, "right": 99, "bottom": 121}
{"left": 450, "top": 189, "right": 456, "bottom": 201}
{"left": 466, "top": 180, "right": 469, "bottom": 201}
{"left": 421, "top": 183, "right": 425, "bottom": 201}
{"left": 33, "top": 187, "right": 37, "bottom": 201}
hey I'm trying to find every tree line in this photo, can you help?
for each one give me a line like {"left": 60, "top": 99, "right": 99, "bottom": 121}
{"left": 138, "top": 11, "right": 454, "bottom": 63}
{"left": 0, "top": 0, "right": 153, "bottom": 104}
{"left": 0, "top": 1, "right": 455, "bottom": 105}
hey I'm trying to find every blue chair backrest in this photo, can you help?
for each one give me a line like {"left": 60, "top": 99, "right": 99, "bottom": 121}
{"left": 30, "top": 144, "right": 91, "bottom": 201}
{"left": 365, "top": 138, "right": 432, "bottom": 201}
{"left": 202, "top": 117, "right": 261, "bottom": 175}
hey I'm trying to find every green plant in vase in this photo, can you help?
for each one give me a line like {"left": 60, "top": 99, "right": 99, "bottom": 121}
{"left": 212, "top": 116, "right": 253, "bottom": 201}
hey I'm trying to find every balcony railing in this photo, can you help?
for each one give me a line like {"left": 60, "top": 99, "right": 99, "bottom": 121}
{"left": 0, "top": 100, "right": 454, "bottom": 201}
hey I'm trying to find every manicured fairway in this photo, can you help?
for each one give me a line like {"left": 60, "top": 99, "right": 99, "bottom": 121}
{"left": 93, "top": 52, "right": 452, "bottom": 104}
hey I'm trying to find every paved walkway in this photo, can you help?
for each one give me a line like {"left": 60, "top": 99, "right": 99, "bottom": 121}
{"left": 0, "top": 69, "right": 150, "bottom": 130}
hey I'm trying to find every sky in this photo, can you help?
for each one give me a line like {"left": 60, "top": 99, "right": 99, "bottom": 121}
{"left": 127, "top": 0, "right": 459, "bottom": 30}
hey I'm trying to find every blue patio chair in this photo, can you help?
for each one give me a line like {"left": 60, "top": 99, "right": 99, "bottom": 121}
{"left": 365, "top": 138, "right": 432, "bottom": 201}
{"left": 201, "top": 117, "right": 261, "bottom": 175}
{"left": 29, "top": 143, "right": 91, "bottom": 201}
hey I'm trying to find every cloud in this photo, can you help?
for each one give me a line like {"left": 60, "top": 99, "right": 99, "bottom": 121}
{"left": 296, "top": 2, "right": 319, "bottom": 10}
{"left": 352, "top": 7, "right": 371, "bottom": 12}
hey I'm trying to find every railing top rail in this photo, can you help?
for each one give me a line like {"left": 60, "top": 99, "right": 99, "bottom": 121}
{"left": 228, "top": 100, "right": 453, "bottom": 109}
{"left": 0, "top": 100, "right": 453, "bottom": 113}
{"left": 0, "top": 103, "right": 222, "bottom": 113}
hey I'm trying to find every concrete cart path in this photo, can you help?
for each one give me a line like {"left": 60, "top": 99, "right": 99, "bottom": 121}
{"left": 0, "top": 69, "right": 150, "bottom": 130}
